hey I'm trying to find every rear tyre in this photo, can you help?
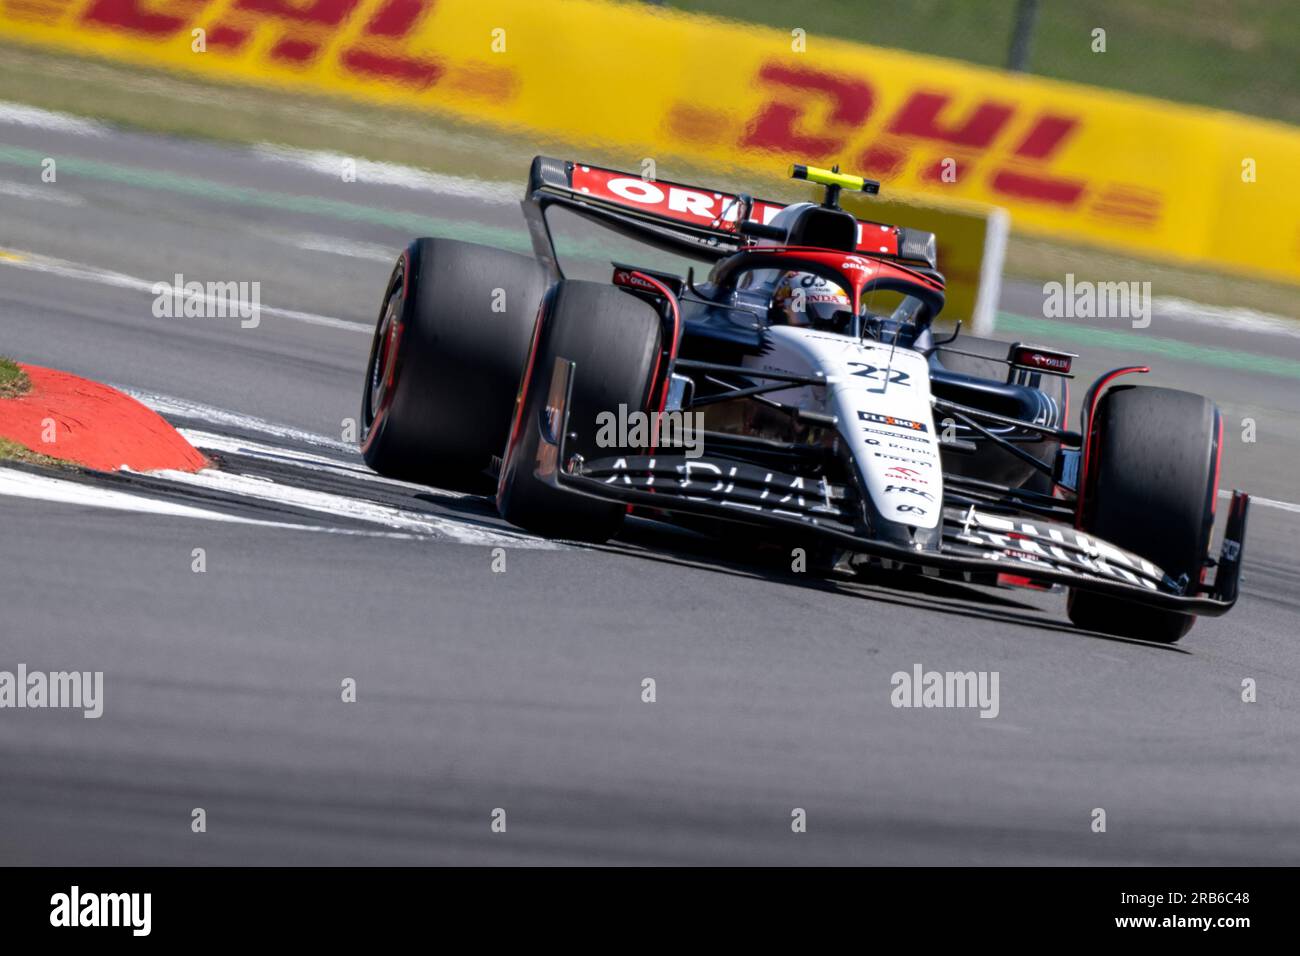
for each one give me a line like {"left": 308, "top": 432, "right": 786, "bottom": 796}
{"left": 1067, "top": 385, "right": 1220, "bottom": 643}
{"left": 497, "top": 281, "right": 662, "bottom": 542}
{"left": 360, "top": 238, "right": 548, "bottom": 493}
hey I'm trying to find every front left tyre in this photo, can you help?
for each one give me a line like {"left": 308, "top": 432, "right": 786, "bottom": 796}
{"left": 496, "top": 280, "right": 663, "bottom": 542}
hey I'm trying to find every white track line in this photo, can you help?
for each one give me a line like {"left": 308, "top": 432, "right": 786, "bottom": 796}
{"left": 0, "top": 101, "right": 107, "bottom": 136}
{"left": 277, "top": 233, "right": 397, "bottom": 263}
{"left": 123, "top": 398, "right": 538, "bottom": 543}
{"left": 1218, "top": 489, "right": 1300, "bottom": 515}
{"left": 122, "top": 390, "right": 356, "bottom": 452}
{"left": 251, "top": 144, "right": 519, "bottom": 204}
{"left": 0, "top": 250, "right": 369, "bottom": 334}
{"left": 0, "top": 461, "right": 554, "bottom": 547}
{"left": 1154, "top": 297, "right": 1300, "bottom": 338}
{"left": 142, "top": 466, "right": 552, "bottom": 547}
{"left": 0, "top": 467, "right": 412, "bottom": 538}
{"left": 0, "top": 181, "right": 85, "bottom": 207}
{"left": 0, "top": 99, "right": 513, "bottom": 203}
{"left": 178, "top": 427, "right": 464, "bottom": 496}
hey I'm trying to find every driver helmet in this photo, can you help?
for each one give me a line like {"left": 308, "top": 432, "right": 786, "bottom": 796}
{"left": 771, "top": 271, "right": 854, "bottom": 332}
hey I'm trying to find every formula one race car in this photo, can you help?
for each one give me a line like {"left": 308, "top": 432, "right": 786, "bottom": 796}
{"left": 359, "top": 157, "right": 1249, "bottom": 643}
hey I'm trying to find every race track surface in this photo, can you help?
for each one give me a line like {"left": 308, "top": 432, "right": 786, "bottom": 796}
{"left": 1, "top": 116, "right": 1298, "bottom": 865}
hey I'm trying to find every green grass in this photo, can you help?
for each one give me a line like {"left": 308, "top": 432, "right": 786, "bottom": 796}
{"left": 0, "top": 357, "right": 65, "bottom": 466}
{"left": 0, "top": 436, "right": 67, "bottom": 467}
{"left": 0, "top": 356, "right": 29, "bottom": 398}
{"left": 0, "top": 358, "right": 72, "bottom": 466}
{"left": 667, "top": 0, "right": 1300, "bottom": 125}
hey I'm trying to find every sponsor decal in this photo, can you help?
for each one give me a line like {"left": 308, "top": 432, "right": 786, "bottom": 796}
{"left": 570, "top": 164, "right": 901, "bottom": 255}
{"left": 611, "top": 268, "right": 663, "bottom": 293}
{"left": 2, "top": 0, "right": 1295, "bottom": 280}
{"left": 884, "top": 483, "right": 935, "bottom": 502}
{"left": 858, "top": 410, "right": 928, "bottom": 432}
{"left": 862, "top": 425, "right": 929, "bottom": 445}
{"left": 884, "top": 465, "right": 929, "bottom": 484}
{"left": 872, "top": 451, "right": 933, "bottom": 466}
{"left": 597, "top": 457, "right": 844, "bottom": 521}
{"left": 1010, "top": 345, "right": 1074, "bottom": 373}
{"left": 77, "top": 0, "right": 463, "bottom": 93}
{"left": 956, "top": 515, "right": 1164, "bottom": 589}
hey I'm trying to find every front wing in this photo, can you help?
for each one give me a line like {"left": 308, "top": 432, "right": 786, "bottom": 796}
{"left": 532, "top": 359, "right": 1248, "bottom": 616}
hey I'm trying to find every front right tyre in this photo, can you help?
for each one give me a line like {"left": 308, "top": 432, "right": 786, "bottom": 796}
{"left": 1068, "top": 385, "right": 1221, "bottom": 643}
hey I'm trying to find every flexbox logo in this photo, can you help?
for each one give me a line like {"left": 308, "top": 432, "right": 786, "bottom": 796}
{"left": 890, "top": 663, "right": 999, "bottom": 718}
{"left": 151, "top": 273, "right": 262, "bottom": 328}
{"left": 0, "top": 665, "right": 103, "bottom": 718}
{"left": 1042, "top": 273, "right": 1151, "bottom": 329}
{"left": 50, "top": 886, "right": 151, "bottom": 936}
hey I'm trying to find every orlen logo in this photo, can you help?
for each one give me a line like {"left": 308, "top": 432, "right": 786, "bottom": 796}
{"left": 1011, "top": 346, "right": 1074, "bottom": 373}
{"left": 1023, "top": 353, "right": 1069, "bottom": 370}
{"left": 885, "top": 465, "right": 928, "bottom": 484}
{"left": 571, "top": 165, "right": 901, "bottom": 257}
{"left": 599, "top": 175, "right": 763, "bottom": 223}
{"left": 840, "top": 256, "right": 873, "bottom": 275}
{"left": 611, "top": 268, "right": 661, "bottom": 293}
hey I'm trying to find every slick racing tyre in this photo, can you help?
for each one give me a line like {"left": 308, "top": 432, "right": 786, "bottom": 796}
{"left": 360, "top": 238, "right": 549, "bottom": 493}
{"left": 1068, "top": 385, "right": 1220, "bottom": 643}
{"left": 497, "top": 280, "right": 663, "bottom": 542}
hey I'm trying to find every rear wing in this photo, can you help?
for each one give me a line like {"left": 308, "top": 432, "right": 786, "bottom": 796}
{"left": 522, "top": 156, "right": 937, "bottom": 275}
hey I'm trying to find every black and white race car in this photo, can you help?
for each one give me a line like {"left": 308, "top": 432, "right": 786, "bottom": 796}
{"left": 359, "top": 157, "right": 1248, "bottom": 643}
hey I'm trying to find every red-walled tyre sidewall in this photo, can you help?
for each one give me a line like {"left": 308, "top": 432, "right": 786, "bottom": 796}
{"left": 360, "top": 238, "right": 549, "bottom": 492}
{"left": 497, "top": 280, "right": 662, "bottom": 542}
{"left": 1068, "top": 385, "right": 1220, "bottom": 643}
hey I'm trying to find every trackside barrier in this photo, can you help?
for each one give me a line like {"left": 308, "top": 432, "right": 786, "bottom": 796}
{"left": 1, "top": 0, "right": 1295, "bottom": 284}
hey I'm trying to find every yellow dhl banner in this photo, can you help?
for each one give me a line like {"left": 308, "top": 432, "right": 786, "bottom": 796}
{"left": 2, "top": 0, "right": 1298, "bottom": 284}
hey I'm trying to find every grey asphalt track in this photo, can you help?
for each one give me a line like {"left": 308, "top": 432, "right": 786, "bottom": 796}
{"left": 0, "top": 117, "right": 1297, "bottom": 865}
